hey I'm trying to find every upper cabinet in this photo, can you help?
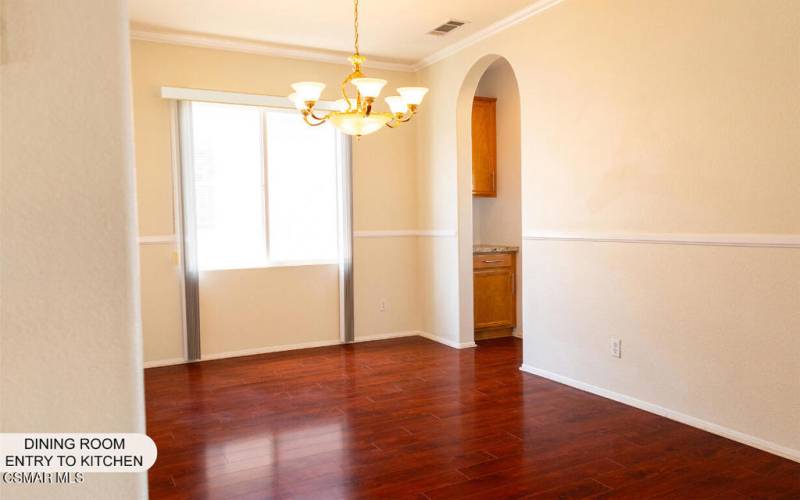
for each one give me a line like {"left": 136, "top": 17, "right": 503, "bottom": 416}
{"left": 471, "top": 96, "right": 497, "bottom": 197}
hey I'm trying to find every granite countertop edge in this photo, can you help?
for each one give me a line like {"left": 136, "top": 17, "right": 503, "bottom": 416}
{"left": 473, "top": 244, "right": 519, "bottom": 254}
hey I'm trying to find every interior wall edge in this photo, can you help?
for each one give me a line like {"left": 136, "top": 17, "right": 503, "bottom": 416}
{"left": 520, "top": 364, "right": 800, "bottom": 464}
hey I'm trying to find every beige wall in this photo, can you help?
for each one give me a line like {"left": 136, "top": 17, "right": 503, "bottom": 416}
{"left": 0, "top": 0, "right": 146, "bottom": 498}
{"left": 417, "top": 0, "right": 800, "bottom": 457}
{"left": 200, "top": 265, "right": 341, "bottom": 355}
{"left": 131, "top": 41, "right": 422, "bottom": 361}
{"left": 351, "top": 117, "right": 423, "bottom": 339}
{"left": 524, "top": 241, "right": 800, "bottom": 454}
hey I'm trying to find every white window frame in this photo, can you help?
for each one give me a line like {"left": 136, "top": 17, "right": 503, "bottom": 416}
{"left": 166, "top": 88, "right": 355, "bottom": 356}
{"left": 171, "top": 88, "right": 346, "bottom": 270}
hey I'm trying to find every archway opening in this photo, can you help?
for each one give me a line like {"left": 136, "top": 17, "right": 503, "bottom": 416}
{"left": 455, "top": 55, "right": 522, "bottom": 352}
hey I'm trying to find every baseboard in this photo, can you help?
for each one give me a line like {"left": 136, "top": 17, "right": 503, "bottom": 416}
{"left": 145, "top": 331, "right": 426, "bottom": 367}
{"left": 357, "top": 330, "right": 478, "bottom": 349}
{"left": 354, "top": 331, "right": 420, "bottom": 342}
{"left": 201, "top": 339, "right": 343, "bottom": 361}
{"left": 142, "top": 357, "right": 186, "bottom": 369}
{"left": 144, "top": 331, "right": 477, "bottom": 368}
{"left": 519, "top": 364, "right": 800, "bottom": 464}
{"left": 418, "top": 332, "right": 477, "bottom": 349}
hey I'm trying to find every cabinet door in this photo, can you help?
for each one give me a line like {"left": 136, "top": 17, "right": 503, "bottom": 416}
{"left": 473, "top": 269, "right": 515, "bottom": 330}
{"left": 472, "top": 97, "right": 497, "bottom": 197}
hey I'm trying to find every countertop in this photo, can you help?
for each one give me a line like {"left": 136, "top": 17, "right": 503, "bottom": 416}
{"left": 473, "top": 244, "right": 519, "bottom": 255}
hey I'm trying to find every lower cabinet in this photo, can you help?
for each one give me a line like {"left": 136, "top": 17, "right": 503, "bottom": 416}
{"left": 473, "top": 252, "right": 516, "bottom": 340}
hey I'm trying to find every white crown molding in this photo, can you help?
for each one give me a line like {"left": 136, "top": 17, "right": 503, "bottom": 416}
{"left": 131, "top": 0, "right": 565, "bottom": 74}
{"left": 413, "top": 0, "right": 565, "bottom": 70}
{"left": 131, "top": 28, "right": 416, "bottom": 73}
{"left": 523, "top": 231, "right": 800, "bottom": 249}
{"left": 520, "top": 364, "right": 800, "bottom": 463}
{"left": 354, "top": 229, "right": 457, "bottom": 238}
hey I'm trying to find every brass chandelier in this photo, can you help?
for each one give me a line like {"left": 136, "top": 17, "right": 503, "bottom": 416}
{"left": 289, "top": 0, "right": 428, "bottom": 136}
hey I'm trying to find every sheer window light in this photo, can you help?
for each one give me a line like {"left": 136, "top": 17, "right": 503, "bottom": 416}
{"left": 188, "top": 102, "right": 341, "bottom": 271}
{"left": 191, "top": 102, "right": 267, "bottom": 271}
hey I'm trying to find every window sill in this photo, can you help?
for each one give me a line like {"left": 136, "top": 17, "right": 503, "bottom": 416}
{"left": 199, "top": 260, "right": 339, "bottom": 272}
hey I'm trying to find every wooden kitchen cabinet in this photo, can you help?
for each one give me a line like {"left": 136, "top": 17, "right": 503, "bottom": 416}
{"left": 471, "top": 96, "right": 497, "bottom": 197}
{"left": 473, "top": 251, "right": 516, "bottom": 340}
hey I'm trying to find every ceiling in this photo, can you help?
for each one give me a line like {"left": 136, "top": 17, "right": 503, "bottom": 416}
{"left": 129, "top": 0, "right": 540, "bottom": 67}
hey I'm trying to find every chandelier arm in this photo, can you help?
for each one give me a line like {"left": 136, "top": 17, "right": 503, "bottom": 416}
{"left": 340, "top": 73, "right": 358, "bottom": 111}
{"left": 340, "top": 81, "right": 351, "bottom": 109}
{"left": 398, "top": 108, "right": 417, "bottom": 123}
{"left": 309, "top": 109, "right": 332, "bottom": 121}
{"left": 303, "top": 112, "right": 328, "bottom": 127}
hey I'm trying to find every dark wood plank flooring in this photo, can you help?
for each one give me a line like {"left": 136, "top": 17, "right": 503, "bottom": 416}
{"left": 145, "top": 336, "right": 800, "bottom": 499}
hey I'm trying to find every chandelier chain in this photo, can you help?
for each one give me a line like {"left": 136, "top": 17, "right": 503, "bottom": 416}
{"left": 353, "top": 0, "right": 360, "bottom": 55}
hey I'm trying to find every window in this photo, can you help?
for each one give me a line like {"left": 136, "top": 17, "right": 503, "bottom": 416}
{"left": 186, "top": 101, "right": 341, "bottom": 271}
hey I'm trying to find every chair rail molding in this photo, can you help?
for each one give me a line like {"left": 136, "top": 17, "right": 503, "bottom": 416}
{"left": 523, "top": 231, "right": 800, "bottom": 249}
{"left": 354, "top": 229, "right": 457, "bottom": 238}
{"left": 138, "top": 234, "right": 177, "bottom": 245}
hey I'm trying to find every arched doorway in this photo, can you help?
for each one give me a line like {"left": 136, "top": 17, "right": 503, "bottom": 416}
{"left": 455, "top": 55, "right": 522, "bottom": 349}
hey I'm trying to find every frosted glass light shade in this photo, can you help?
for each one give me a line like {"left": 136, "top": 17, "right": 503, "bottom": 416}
{"left": 291, "top": 82, "right": 325, "bottom": 102}
{"left": 397, "top": 87, "right": 429, "bottom": 105}
{"left": 335, "top": 98, "right": 357, "bottom": 112}
{"left": 288, "top": 93, "right": 306, "bottom": 111}
{"left": 351, "top": 78, "right": 387, "bottom": 98}
{"left": 385, "top": 96, "right": 408, "bottom": 115}
{"left": 329, "top": 112, "right": 392, "bottom": 136}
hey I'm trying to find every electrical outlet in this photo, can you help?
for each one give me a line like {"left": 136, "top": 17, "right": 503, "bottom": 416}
{"left": 610, "top": 338, "right": 622, "bottom": 358}
{"left": 379, "top": 299, "right": 386, "bottom": 312}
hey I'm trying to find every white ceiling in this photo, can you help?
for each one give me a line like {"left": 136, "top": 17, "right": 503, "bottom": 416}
{"left": 129, "top": 0, "right": 540, "bottom": 66}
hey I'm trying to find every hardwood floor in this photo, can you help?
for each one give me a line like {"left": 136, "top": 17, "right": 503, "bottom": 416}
{"left": 145, "top": 336, "right": 800, "bottom": 499}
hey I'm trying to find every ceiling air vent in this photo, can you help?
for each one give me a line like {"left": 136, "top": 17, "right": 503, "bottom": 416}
{"left": 428, "top": 19, "right": 467, "bottom": 36}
